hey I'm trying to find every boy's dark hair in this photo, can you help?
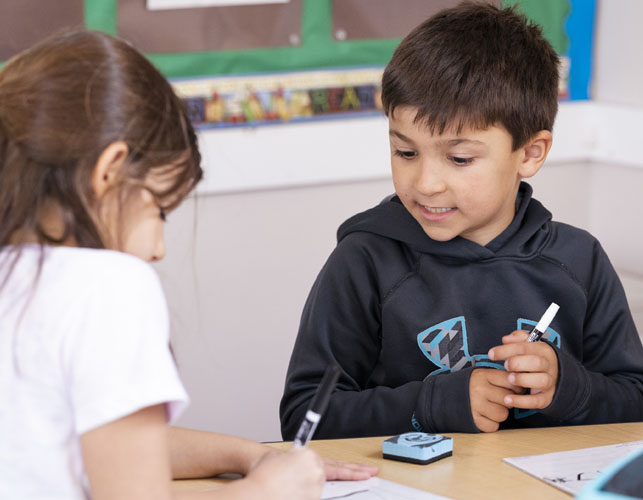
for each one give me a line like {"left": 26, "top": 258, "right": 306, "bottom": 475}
{"left": 381, "top": 1, "right": 560, "bottom": 149}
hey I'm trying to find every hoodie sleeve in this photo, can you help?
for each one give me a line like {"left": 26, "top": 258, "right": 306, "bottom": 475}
{"left": 279, "top": 233, "right": 478, "bottom": 439}
{"left": 541, "top": 239, "right": 643, "bottom": 424}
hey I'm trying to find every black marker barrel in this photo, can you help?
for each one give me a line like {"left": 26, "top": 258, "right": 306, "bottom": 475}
{"left": 292, "top": 364, "right": 340, "bottom": 448}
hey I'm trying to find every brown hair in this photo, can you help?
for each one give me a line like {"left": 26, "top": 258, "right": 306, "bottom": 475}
{"left": 0, "top": 29, "right": 202, "bottom": 262}
{"left": 381, "top": 2, "right": 560, "bottom": 149}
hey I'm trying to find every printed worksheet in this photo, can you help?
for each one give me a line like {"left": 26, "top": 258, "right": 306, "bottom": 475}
{"left": 503, "top": 441, "right": 643, "bottom": 495}
{"left": 322, "top": 477, "right": 451, "bottom": 500}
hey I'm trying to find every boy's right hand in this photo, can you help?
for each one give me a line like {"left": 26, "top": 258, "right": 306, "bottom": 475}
{"left": 469, "top": 368, "right": 522, "bottom": 432}
{"left": 245, "top": 448, "right": 325, "bottom": 500}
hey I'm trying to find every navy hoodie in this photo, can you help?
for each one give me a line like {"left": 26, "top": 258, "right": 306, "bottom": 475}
{"left": 280, "top": 183, "right": 643, "bottom": 438}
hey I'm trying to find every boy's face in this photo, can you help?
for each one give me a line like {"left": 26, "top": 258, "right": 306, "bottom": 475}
{"left": 389, "top": 106, "right": 526, "bottom": 247}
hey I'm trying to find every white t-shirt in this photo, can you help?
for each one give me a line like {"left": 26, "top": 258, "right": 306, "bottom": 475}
{"left": 0, "top": 246, "right": 188, "bottom": 499}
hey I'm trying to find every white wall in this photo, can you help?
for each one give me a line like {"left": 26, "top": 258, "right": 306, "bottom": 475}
{"left": 153, "top": 0, "right": 643, "bottom": 443}
{"left": 589, "top": 0, "right": 643, "bottom": 333}
{"left": 153, "top": 179, "right": 394, "bottom": 441}
{"left": 593, "top": 0, "right": 643, "bottom": 106}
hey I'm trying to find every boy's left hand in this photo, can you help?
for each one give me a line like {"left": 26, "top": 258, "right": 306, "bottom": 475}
{"left": 487, "top": 330, "right": 559, "bottom": 410}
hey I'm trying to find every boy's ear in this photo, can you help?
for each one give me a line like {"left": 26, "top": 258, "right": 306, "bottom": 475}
{"left": 91, "top": 141, "right": 129, "bottom": 198}
{"left": 518, "top": 130, "right": 553, "bottom": 178}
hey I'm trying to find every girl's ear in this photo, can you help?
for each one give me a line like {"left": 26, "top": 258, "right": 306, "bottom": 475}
{"left": 91, "top": 141, "right": 129, "bottom": 198}
{"left": 518, "top": 130, "right": 553, "bottom": 179}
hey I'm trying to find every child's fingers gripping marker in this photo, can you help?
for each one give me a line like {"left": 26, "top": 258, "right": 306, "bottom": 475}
{"left": 382, "top": 432, "right": 453, "bottom": 465}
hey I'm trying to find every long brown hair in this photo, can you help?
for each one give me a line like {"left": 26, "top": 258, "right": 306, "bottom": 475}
{"left": 0, "top": 29, "right": 202, "bottom": 278}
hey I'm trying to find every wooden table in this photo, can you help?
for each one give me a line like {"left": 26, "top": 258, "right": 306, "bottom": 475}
{"left": 173, "top": 422, "right": 643, "bottom": 499}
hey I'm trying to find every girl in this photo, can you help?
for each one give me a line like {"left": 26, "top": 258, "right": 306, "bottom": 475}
{"left": 0, "top": 30, "right": 376, "bottom": 499}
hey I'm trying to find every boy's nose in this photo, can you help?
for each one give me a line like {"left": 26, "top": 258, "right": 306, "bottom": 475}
{"left": 414, "top": 161, "right": 447, "bottom": 195}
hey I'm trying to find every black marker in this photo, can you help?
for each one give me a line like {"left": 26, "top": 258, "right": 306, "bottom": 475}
{"left": 292, "top": 364, "right": 341, "bottom": 448}
{"left": 527, "top": 302, "right": 560, "bottom": 342}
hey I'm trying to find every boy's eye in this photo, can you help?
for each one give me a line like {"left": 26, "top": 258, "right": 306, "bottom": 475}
{"left": 159, "top": 208, "right": 167, "bottom": 222}
{"left": 449, "top": 156, "right": 474, "bottom": 166}
{"left": 394, "top": 149, "right": 418, "bottom": 160}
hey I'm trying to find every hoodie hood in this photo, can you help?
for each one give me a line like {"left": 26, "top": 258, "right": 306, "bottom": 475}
{"left": 337, "top": 182, "right": 552, "bottom": 261}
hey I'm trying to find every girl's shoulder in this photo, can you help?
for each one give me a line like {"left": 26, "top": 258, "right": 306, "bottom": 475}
{"left": 6, "top": 246, "right": 164, "bottom": 308}
{"left": 46, "top": 246, "right": 155, "bottom": 275}
{"left": 54, "top": 247, "right": 163, "bottom": 299}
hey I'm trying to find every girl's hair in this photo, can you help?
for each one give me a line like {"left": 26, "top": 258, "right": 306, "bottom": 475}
{"left": 0, "top": 29, "right": 202, "bottom": 262}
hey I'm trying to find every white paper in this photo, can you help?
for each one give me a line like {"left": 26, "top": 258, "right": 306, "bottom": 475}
{"left": 322, "top": 477, "right": 451, "bottom": 500}
{"left": 147, "top": 0, "right": 288, "bottom": 10}
{"left": 503, "top": 440, "right": 643, "bottom": 495}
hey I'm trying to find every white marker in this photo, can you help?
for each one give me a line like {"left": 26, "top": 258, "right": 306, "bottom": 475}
{"left": 527, "top": 302, "right": 560, "bottom": 342}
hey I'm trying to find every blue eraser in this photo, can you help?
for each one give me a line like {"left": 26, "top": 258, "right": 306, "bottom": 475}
{"left": 382, "top": 432, "right": 453, "bottom": 465}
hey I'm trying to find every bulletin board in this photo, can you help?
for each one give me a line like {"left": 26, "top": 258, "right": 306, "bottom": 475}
{"left": 0, "top": 0, "right": 595, "bottom": 126}
{"left": 0, "top": 0, "right": 84, "bottom": 61}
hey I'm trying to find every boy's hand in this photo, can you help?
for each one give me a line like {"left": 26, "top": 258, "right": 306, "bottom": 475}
{"left": 469, "top": 368, "right": 522, "bottom": 432}
{"left": 488, "top": 330, "right": 559, "bottom": 410}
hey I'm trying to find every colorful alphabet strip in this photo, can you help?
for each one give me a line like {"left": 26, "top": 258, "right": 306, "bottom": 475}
{"left": 172, "top": 67, "right": 384, "bottom": 129}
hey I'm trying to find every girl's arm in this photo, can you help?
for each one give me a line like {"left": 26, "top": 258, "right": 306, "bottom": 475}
{"left": 81, "top": 404, "right": 174, "bottom": 500}
{"left": 81, "top": 405, "right": 325, "bottom": 500}
{"left": 168, "top": 426, "right": 269, "bottom": 478}
{"left": 168, "top": 426, "right": 379, "bottom": 481}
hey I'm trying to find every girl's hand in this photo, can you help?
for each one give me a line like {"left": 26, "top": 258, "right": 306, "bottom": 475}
{"left": 248, "top": 448, "right": 378, "bottom": 482}
{"left": 245, "top": 449, "right": 325, "bottom": 500}
{"left": 488, "top": 330, "right": 559, "bottom": 410}
{"left": 323, "top": 458, "right": 379, "bottom": 481}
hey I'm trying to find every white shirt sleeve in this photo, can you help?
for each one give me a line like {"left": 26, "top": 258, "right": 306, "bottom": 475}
{"left": 63, "top": 256, "right": 188, "bottom": 435}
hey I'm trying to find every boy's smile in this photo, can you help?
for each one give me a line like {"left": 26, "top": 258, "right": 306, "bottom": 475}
{"left": 419, "top": 205, "right": 456, "bottom": 221}
{"left": 388, "top": 106, "right": 549, "bottom": 247}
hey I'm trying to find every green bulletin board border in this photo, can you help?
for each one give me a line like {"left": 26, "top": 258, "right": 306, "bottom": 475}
{"left": 84, "top": 0, "right": 401, "bottom": 79}
{"left": 505, "top": 0, "right": 569, "bottom": 54}
{"left": 7, "top": 1, "right": 585, "bottom": 98}
{"left": 84, "top": 0, "right": 117, "bottom": 35}
{"left": 82, "top": 0, "right": 570, "bottom": 79}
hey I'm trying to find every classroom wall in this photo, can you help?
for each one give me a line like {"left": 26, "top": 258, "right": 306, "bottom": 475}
{"left": 593, "top": 0, "right": 643, "bottom": 107}
{"left": 154, "top": 160, "right": 643, "bottom": 443}
{"left": 153, "top": 0, "right": 643, "bottom": 442}
{"left": 589, "top": 0, "right": 643, "bottom": 331}
{"left": 153, "top": 179, "right": 394, "bottom": 441}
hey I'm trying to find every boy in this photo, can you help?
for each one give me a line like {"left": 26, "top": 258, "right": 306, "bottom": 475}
{"left": 280, "top": 2, "right": 643, "bottom": 438}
